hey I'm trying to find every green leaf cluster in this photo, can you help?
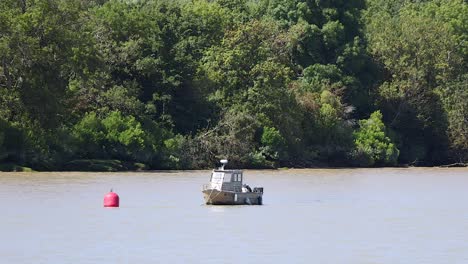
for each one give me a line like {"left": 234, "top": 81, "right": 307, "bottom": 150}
{"left": 71, "top": 111, "right": 161, "bottom": 164}
{"left": 353, "top": 111, "right": 399, "bottom": 166}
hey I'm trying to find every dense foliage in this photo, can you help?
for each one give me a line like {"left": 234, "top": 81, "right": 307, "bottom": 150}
{"left": 0, "top": 0, "right": 466, "bottom": 171}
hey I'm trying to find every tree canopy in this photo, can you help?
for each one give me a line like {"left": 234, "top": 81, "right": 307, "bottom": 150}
{"left": 0, "top": 0, "right": 466, "bottom": 171}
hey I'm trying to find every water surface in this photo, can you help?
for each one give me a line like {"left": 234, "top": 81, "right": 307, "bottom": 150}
{"left": 0, "top": 168, "right": 467, "bottom": 263}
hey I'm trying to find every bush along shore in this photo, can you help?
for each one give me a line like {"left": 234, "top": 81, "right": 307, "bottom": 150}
{"left": 0, "top": 0, "right": 466, "bottom": 171}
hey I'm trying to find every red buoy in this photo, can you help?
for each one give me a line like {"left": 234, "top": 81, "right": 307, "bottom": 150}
{"left": 104, "top": 189, "right": 119, "bottom": 207}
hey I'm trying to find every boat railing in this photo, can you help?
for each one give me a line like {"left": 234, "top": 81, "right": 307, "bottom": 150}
{"left": 203, "top": 183, "right": 222, "bottom": 191}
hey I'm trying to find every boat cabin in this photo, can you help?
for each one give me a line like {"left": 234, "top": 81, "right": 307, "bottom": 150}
{"left": 208, "top": 170, "right": 243, "bottom": 192}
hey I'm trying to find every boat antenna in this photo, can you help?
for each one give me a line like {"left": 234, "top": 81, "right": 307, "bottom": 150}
{"left": 220, "top": 159, "right": 228, "bottom": 170}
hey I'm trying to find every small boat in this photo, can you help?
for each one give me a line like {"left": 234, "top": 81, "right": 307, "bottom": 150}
{"left": 202, "top": 160, "right": 264, "bottom": 205}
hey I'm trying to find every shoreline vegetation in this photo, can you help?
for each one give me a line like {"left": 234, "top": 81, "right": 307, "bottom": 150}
{"left": 0, "top": 0, "right": 467, "bottom": 172}
{"left": 1, "top": 160, "right": 466, "bottom": 172}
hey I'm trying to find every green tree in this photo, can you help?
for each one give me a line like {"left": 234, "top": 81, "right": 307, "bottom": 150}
{"left": 437, "top": 74, "right": 468, "bottom": 162}
{"left": 365, "top": 0, "right": 466, "bottom": 164}
{"left": 200, "top": 18, "right": 303, "bottom": 164}
{"left": 71, "top": 111, "right": 161, "bottom": 164}
{"left": 353, "top": 111, "right": 399, "bottom": 166}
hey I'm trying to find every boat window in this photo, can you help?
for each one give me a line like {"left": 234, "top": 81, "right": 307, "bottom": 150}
{"left": 233, "top": 173, "right": 238, "bottom": 182}
{"left": 223, "top": 173, "right": 232, "bottom": 182}
{"left": 211, "top": 172, "right": 224, "bottom": 183}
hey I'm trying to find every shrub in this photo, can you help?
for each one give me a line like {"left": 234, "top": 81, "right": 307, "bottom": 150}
{"left": 353, "top": 111, "right": 399, "bottom": 166}
{"left": 71, "top": 111, "right": 157, "bottom": 163}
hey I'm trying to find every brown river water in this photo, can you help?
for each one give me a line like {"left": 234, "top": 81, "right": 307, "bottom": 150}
{"left": 0, "top": 168, "right": 467, "bottom": 263}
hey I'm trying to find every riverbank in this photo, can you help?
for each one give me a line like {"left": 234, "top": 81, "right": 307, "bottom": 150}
{"left": 0, "top": 163, "right": 35, "bottom": 172}
{"left": 0, "top": 160, "right": 148, "bottom": 172}
{"left": 1, "top": 159, "right": 466, "bottom": 172}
